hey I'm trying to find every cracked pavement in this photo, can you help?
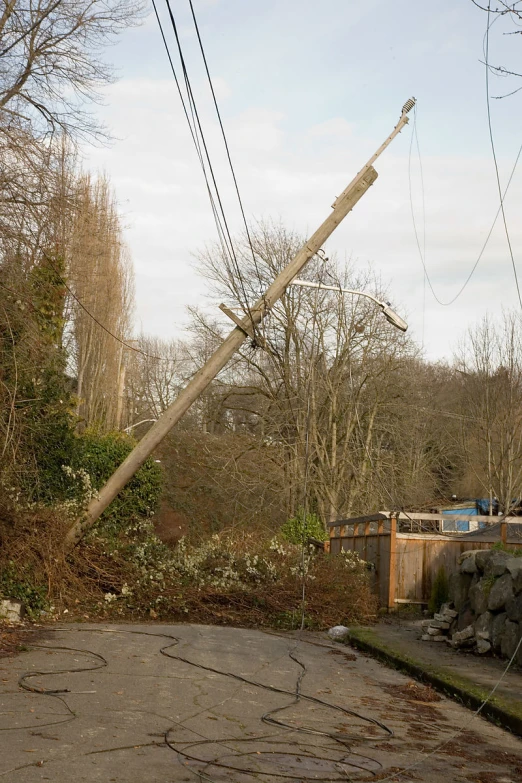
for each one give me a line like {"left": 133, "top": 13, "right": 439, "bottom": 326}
{"left": 0, "top": 623, "right": 521, "bottom": 782}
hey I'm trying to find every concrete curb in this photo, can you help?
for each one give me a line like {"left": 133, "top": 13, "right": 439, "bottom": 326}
{"left": 346, "top": 631, "right": 522, "bottom": 737}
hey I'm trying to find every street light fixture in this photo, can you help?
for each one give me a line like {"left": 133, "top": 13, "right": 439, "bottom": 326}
{"left": 290, "top": 279, "right": 408, "bottom": 332}
{"left": 123, "top": 418, "right": 157, "bottom": 433}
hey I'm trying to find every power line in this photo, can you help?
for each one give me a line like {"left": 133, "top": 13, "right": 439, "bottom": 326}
{"left": 485, "top": 4, "right": 522, "bottom": 311}
{"left": 150, "top": 0, "right": 236, "bottom": 268}
{"left": 16, "top": 627, "right": 392, "bottom": 778}
{"left": 408, "top": 105, "right": 522, "bottom": 307}
{"left": 163, "top": 0, "right": 257, "bottom": 336}
{"left": 163, "top": 0, "right": 240, "bottom": 265}
{"left": 153, "top": 0, "right": 259, "bottom": 340}
{"left": 187, "top": 0, "right": 262, "bottom": 282}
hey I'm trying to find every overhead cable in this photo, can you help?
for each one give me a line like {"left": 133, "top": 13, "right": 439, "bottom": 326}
{"left": 485, "top": 5, "right": 522, "bottom": 312}
{"left": 153, "top": 0, "right": 259, "bottom": 339}
{"left": 162, "top": 0, "right": 256, "bottom": 333}
{"left": 408, "top": 105, "right": 522, "bottom": 307}
{"left": 187, "top": 0, "right": 262, "bottom": 282}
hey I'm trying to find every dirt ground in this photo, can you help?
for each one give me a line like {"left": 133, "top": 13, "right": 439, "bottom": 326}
{"left": 0, "top": 623, "right": 521, "bottom": 782}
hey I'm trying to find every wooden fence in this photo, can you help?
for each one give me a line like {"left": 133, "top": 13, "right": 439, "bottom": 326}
{"left": 328, "top": 513, "right": 522, "bottom": 608}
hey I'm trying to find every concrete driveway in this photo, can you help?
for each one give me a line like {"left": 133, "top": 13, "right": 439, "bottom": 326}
{"left": 0, "top": 623, "right": 521, "bottom": 782}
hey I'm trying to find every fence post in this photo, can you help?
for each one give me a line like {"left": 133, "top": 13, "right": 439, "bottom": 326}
{"left": 501, "top": 520, "right": 507, "bottom": 546}
{"left": 328, "top": 524, "right": 336, "bottom": 554}
{"left": 388, "top": 515, "right": 397, "bottom": 610}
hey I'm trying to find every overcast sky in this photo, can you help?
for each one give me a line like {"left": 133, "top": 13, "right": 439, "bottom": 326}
{"left": 83, "top": 0, "right": 522, "bottom": 361}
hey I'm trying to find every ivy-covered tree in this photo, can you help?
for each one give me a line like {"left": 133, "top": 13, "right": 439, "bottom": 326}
{"left": 0, "top": 252, "right": 76, "bottom": 502}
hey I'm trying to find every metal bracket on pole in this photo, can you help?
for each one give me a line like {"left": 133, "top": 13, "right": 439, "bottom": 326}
{"left": 218, "top": 303, "right": 270, "bottom": 351}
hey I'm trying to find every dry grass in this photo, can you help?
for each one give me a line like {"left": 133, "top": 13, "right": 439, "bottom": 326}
{"left": 0, "top": 508, "right": 378, "bottom": 629}
{"left": 0, "top": 507, "right": 134, "bottom": 610}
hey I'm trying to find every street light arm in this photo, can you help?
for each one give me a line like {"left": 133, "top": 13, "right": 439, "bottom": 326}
{"left": 123, "top": 418, "right": 157, "bottom": 433}
{"left": 291, "top": 278, "right": 382, "bottom": 306}
{"left": 290, "top": 279, "right": 408, "bottom": 332}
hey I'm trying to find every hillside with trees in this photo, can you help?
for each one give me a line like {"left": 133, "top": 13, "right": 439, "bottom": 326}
{"left": 2, "top": 1, "right": 522, "bottom": 628}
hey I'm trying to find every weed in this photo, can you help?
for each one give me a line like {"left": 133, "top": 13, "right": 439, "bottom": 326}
{"left": 482, "top": 575, "right": 496, "bottom": 597}
{"left": 491, "top": 541, "right": 522, "bottom": 558}
{"left": 428, "top": 566, "right": 449, "bottom": 614}
{"left": 0, "top": 563, "right": 49, "bottom": 619}
{"left": 281, "top": 508, "right": 327, "bottom": 544}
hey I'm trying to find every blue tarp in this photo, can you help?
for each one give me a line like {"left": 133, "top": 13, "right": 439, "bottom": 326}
{"left": 442, "top": 503, "right": 491, "bottom": 531}
{"left": 442, "top": 507, "right": 477, "bottom": 516}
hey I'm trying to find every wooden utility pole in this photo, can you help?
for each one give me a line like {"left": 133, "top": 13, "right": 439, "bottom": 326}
{"left": 65, "top": 102, "right": 414, "bottom": 547}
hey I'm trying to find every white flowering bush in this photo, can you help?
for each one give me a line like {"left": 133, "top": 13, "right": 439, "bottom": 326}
{"left": 0, "top": 464, "right": 98, "bottom": 520}
{"left": 170, "top": 535, "right": 281, "bottom": 591}
{"left": 338, "top": 548, "right": 364, "bottom": 570}
{"left": 0, "top": 492, "right": 376, "bottom": 627}
{"left": 58, "top": 464, "right": 99, "bottom": 519}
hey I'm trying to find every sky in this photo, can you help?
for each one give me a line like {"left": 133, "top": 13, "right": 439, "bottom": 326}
{"left": 82, "top": 0, "right": 522, "bottom": 361}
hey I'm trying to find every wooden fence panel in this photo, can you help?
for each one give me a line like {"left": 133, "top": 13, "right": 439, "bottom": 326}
{"left": 329, "top": 522, "right": 522, "bottom": 607}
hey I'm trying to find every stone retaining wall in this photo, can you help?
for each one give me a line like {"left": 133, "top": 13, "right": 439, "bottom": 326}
{"left": 444, "top": 549, "right": 522, "bottom": 663}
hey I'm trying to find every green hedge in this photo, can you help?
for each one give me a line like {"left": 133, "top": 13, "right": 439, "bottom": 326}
{"left": 71, "top": 430, "right": 163, "bottom": 535}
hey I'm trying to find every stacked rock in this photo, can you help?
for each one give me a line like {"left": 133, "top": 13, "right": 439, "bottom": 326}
{"left": 0, "top": 598, "right": 25, "bottom": 622}
{"left": 421, "top": 603, "right": 458, "bottom": 642}
{"left": 445, "top": 548, "right": 522, "bottom": 661}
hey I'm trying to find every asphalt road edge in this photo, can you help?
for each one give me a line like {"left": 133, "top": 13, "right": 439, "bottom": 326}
{"left": 345, "top": 627, "right": 522, "bottom": 738}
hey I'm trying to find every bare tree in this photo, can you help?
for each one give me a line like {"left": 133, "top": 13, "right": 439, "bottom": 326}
{"left": 0, "top": 0, "right": 144, "bottom": 141}
{"left": 0, "top": 0, "right": 144, "bottom": 283}
{"left": 456, "top": 312, "right": 522, "bottom": 514}
{"left": 67, "top": 174, "right": 134, "bottom": 430}
{"left": 193, "top": 222, "right": 418, "bottom": 524}
{"left": 125, "top": 335, "right": 189, "bottom": 426}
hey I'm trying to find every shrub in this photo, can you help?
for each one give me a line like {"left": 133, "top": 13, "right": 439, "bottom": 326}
{"left": 70, "top": 429, "right": 163, "bottom": 535}
{"left": 0, "top": 562, "right": 49, "bottom": 619}
{"left": 0, "top": 510, "right": 377, "bottom": 628}
{"left": 129, "top": 532, "right": 376, "bottom": 628}
{"left": 281, "top": 508, "right": 327, "bottom": 545}
{"left": 428, "top": 565, "right": 449, "bottom": 615}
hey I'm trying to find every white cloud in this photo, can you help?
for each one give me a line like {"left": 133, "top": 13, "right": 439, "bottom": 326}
{"left": 228, "top": 108, "right": 285, "bottom": 153}
{"left": 308, "top": 118, "right": 354, "bottom": 137}
{"left": 85, "top": 81, "right": 522, "bottom": 360}
{"left": 81, "top": 3, "right": 522, "bottom": 365}
{"left": 212, "top": 76, "right": 232, "bottom": 101}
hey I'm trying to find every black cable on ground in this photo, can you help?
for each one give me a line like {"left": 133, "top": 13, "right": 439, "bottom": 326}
{"left": 0, "top": 644, "right": 108, "bottom": 733}
{"left": 4, "top": 627, "right": 393, "bottom": 781}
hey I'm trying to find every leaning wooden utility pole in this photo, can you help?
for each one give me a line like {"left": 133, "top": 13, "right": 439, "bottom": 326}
{"left": 65, "top": 99, "right": 415, "bottom": 547}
